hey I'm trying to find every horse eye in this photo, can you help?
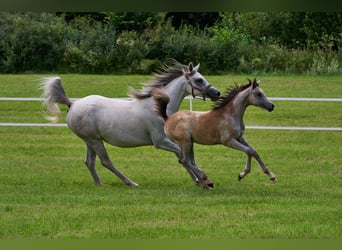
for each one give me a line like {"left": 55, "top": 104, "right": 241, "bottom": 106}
{"left": 195, "top": 78, "right": 204, "bottom": 85}
{"left": 256, "top": 93, "right": 263, "bottom": 97}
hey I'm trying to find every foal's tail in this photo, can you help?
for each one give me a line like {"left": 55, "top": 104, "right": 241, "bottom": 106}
{"left": 152, "top": 88, "right": 170, "bottom": 121}
{"left": 40, "top": 77, "right": 72, "bottom": 123}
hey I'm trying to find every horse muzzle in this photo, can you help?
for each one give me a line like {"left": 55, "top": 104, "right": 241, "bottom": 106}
{"left": 205, "top": 86, "right": 221, "bottom": 101}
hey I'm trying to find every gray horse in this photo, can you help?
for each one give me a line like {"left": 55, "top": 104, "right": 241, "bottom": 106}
{"left": 40, "top": 61, "right": 220, "bottom": 187}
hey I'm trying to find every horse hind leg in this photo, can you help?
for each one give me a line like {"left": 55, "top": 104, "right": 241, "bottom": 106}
{"left": 87, "top": 139, "right": 139, "bottom": 187}
{"left": 85, "top": 144, "right": 102, "bottom": 186}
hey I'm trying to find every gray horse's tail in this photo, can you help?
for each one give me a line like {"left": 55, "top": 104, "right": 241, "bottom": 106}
{"left": 152, "top": 88, "right": 170, "bottom": 121}
{"left": 40, "top": 77, "right": 72, "bottom": 123}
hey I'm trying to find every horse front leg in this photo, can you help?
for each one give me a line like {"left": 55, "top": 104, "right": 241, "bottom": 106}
{"left": 226, "top": 138, "right": 277, "bottom": 181}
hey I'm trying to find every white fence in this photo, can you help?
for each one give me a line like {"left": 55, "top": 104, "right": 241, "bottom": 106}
{"left": 1, "top": 96, "right": 342, "bottom": 131}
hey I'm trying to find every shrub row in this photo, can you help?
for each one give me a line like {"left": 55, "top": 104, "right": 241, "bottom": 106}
{"left": 0, "top": 12, "right": 341, "bottom": 74}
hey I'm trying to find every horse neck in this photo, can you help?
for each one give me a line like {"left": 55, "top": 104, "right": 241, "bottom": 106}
{"left": 163, "top": 77, "right": 188, "bottom": 115}
{"left": 224, "top": 89, "right": 250, "bottom": 121}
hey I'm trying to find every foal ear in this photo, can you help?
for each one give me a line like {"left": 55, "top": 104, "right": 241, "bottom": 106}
{"left": 252, "top": 78, "right": 260, "bottom": 88}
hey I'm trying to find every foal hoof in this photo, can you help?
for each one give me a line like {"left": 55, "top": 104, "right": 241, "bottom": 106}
{"left": 238, "top": 174, "right": 244, "bottom": 181}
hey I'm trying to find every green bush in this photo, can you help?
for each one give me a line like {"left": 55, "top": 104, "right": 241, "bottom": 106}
{"left": 309, "top": 51, "right": 340, "bottom": 74}
{"left": 0, "top": 12, "right": 341, "bottom": 75}
{"left": 0, "top": 13, "right": 66, "bottom": 73}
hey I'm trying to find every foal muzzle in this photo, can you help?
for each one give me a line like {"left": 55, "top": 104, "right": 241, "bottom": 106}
{"left": 267, "top": 103, "right": 275, "bottom": 112}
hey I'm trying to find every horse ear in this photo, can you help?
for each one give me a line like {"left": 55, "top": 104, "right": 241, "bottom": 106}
{"left": 192, "top": 63, "right": 200, "bottom": 73}
{"left": 188, "top": 62, "right": 193, "bottom": 72}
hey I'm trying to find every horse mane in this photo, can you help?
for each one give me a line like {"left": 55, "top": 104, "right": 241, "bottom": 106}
{"left": 212, "top": 81, "right": 252, "bottom": 110}
{"left": 130, "top": 59, "right": 186, "bottom": 99}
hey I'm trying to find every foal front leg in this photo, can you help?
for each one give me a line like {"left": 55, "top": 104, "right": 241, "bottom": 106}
{"left": 227, "top": 138, "right": 277, "bottom": 181}
{"left": 238, "top": 137, "right": 276, "bottom": 181}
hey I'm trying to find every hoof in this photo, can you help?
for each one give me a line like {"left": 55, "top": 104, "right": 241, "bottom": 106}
{"left": 207, "top": 182, "right": 214, "bottom": 188}
{"left": 270, "top": 177, "right": 277, "bottom": 182}
{"left": 127, "top": 182, "right": 139, "bottom": 187}
{"left": 238, "top": 174, "right": 244, "bottom": 181}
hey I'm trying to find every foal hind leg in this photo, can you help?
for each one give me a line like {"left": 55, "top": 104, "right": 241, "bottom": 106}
{"left": 85, "top": 144, "right": 102, "bottom": 186}
{"left": 180, "top": 141, "right": 213, "bottom": 189}
{"left": 152, "top": 134, "right": 201, "bottom": 186}
{"left": 187, "top": 142, "right": 214, "bottom": 188}
{"left": 88, "top": 139, "right": 139, "bottom": 187}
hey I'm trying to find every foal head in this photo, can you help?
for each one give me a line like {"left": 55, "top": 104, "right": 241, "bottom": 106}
{"left": 247, "top": 78, "right": 274, "bottom": 112}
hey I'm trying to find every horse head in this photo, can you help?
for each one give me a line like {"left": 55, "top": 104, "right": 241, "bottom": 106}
{"left": 248, "top": 78, "right": 274, "bottom": 112}
{"left": 183, "top": 62, "right": 220, "bottom": 101}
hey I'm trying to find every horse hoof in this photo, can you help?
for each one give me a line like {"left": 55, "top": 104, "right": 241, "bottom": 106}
{"left": 207, "top": 182, "right": 214, "bottom": 188}
{"left": 238, "top": 175, "right": 243, "bottom": 181}
{"left": 128, "top": 182, "right": 139, "bottom": 187}
{"left": 270, "top": 177, "right": 277, "bottom": 182}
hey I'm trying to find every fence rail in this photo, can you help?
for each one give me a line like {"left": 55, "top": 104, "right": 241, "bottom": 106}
{"left": 0, "top": 122, "right": 341, "bottom": 131}
{"left": 1, "top": 96, "right": 341, "bottom": 131}
{"left": 1, "top": 97, "right": 342, "bottom": 102}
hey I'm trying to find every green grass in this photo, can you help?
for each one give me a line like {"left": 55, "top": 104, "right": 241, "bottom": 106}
{"left": 0, "top": 74, "right": 341, "bottom": 239}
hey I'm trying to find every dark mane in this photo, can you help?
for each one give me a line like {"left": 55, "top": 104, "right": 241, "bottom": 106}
{"left": 130, "top": 59, "right": 186, "bottom": 99}
{"left": 212, "top": 82, "right": 252, "bottom": 110}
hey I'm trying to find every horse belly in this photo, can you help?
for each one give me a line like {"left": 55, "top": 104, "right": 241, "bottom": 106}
{"left": 67, "top": 96, "right": 153, "bottom": 147}
{"left": 100, "top": 124, "right": 153, "bottom": 147}
{"left": 96, "top": 109, "right": 154, "bottom": 147}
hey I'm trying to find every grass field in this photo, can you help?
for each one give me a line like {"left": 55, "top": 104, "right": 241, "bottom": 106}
{"left": 0, "top": 74, "right": 341, "bottom": 239}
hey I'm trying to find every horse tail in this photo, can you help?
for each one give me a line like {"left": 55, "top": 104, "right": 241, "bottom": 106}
{"left": 152, "top": 88, "right": 170, "bottom": 121}
{"left": 40, "top": 77, "right": 72, "bottom": 123}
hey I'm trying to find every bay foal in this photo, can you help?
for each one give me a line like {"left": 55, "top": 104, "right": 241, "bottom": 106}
{"left": 154, "top": 78, "right": 276, "bottom": 188}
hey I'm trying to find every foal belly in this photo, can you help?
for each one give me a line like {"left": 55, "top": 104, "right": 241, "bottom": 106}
{"left": 192, "top": 134, "right": 221, "bottom": 145}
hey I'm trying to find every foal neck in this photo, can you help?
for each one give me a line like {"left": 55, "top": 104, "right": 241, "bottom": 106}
{"left": 224, "top": 88, "right": 250, "bottom": 120}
